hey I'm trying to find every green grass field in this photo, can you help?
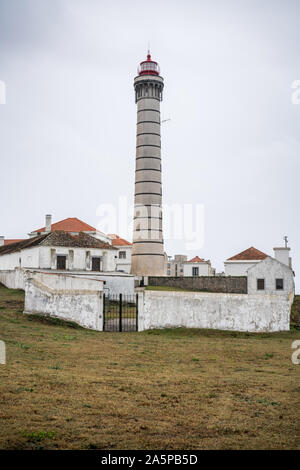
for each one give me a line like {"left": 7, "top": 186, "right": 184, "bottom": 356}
{"left": 0, "top": 283, "right": 299, "bottom": 450}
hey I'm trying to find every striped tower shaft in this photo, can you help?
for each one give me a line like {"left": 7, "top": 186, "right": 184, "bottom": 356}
{"left": 131, "top": 74, "right": 165, "bottom": 276}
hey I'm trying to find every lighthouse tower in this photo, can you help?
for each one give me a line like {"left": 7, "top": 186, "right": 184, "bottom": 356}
{"left": 131, "top": 52, "right": 165, "bottom": 276}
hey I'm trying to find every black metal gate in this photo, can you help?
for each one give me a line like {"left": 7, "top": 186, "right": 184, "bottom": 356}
{"left": 103, "top": 293, "right": 138, "bottom": 332}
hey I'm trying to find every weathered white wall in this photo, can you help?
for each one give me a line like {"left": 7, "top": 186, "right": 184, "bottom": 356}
{"left": 273, "top": 247, "right": 291, "bottom": 267}
{"left": 224, "top": 260, "right": 259, "bottom": 276}
{"left": 24, "top": 271, "right": 104, "bottom": 331}
{"left": 115, "top": 246, "right": 132, "bottom": 274}
{"left": 54, "top": 272, "right": 134, "bottom": 296}
{"left": 36, "top": 271, "right": 135, "bottom": 296}
{"left": 0, "top": 251, "right": 21, "bottom": 270}
{"left": 138, "top": 290, "right": 291, "bottom": 332}
{"left": 21, "top": 247, "right": 40, "bottom": 268}
{"left": 42, "top": 246, "right": 112, "bottom": 271}
{"left": 99, "top": 273, "right": 134, "bottom": 296}
{"left": 0, "top": 247, "right": 42, "bottom": 270}
{"left": 102, "top": 250, "right": 116, "bottom": 272}
{"left": 0, "top": 268, "right": 26, "bottom": 289}
{"left": 0, "top": 247, "right": 40, "bottom": 270}
{"left": 247, "top": 256, "right": 295, "bottom": 297}
{"left": 0, "top": 267, "right": 134, "bottom": 297}
{"left": 183, "top": 263, "right": 211, "bottom": 276}
{"left": 0, "top": 245, "right": 116, "bottom": 273}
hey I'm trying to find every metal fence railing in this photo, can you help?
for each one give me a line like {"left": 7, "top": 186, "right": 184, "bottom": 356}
{"left": 103, "top": 293, "right": 138, "bottom": 332}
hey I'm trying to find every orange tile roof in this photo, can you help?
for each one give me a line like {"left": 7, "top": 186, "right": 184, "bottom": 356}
{"left": 188, "top": 256, "right": 205, "bottom": 263}
{"left": 33, "top": 217, "right": 97, "bottom": 233}
{"left": 227, "top": 246, "right": 268, "bottom": 261}
{"left": 108, "top": 234, "right": 132, "bottom": 246}
{"left": 4, "top": 239, "right": 25, "bottom": 246}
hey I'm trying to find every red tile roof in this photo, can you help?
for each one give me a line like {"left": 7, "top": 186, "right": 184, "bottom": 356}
{"left": 4, "top": 239, "right": 25, "bottom": 246}
{"left": 33, "top": 217, "right": 97, "bottom": 234}
{"left": 227, "top": 247, "right": 268, "bottom": 261}
{"left": 108, "top": 234, "right": 132, "bottom": 246}
{"left": 188, "top": 256, "right": 205, "bottom": 263}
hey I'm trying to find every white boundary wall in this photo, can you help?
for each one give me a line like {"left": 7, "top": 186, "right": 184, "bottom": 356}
{"left": 0, "top": 268, "right": 134, "bottom": 296}
{"left": 138, "top": 290, "right": 291, "bottom": 332}
{"left": 97, "top": 273, "right": 134, "bottom": 296}
{"left": 0, "top": 268, "right": 26, "bottom": 289}
{"left": 52, "top": 272, "right": 135, "bottom": 296}
{"left": 24, "top": 271, "right": 104, "bottom": 331}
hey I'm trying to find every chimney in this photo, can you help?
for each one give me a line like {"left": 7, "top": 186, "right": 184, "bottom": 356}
{"left": 45, "top": 214, "right": 52, "bottom": 233}
{"left": 0, "top": 236, "right": 4, "bottom": 246}
{"left": 273, "top": 247, "right": 291, "bottom": 267}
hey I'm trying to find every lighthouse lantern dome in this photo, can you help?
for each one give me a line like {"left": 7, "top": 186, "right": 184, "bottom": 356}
{"left": 138, "top": 52, "right": 160, "bottom": 76}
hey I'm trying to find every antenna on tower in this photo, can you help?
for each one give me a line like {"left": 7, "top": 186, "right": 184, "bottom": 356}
{"left": 284, "top": 235, "right": 288, "bottom": 248}
{"left": 147, "top": 42, "right": 151, "bottom": 61}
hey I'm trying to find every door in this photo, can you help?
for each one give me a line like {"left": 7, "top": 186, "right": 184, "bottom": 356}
{"left": 192, "top": 267, "right": 199, "bottom": 276}
{"left": 57, "top": 255, "right": 66, "bottom": 270}
{"left": 92, "top": 257, "right": 101, "bottom": 271}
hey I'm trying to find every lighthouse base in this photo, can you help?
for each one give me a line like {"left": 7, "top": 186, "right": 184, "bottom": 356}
{"left": 131, "top": 254, "right": 165, "bottom": 277}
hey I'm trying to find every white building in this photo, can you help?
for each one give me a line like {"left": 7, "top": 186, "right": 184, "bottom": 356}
{"left": 138, "top": 253, "right": 295, "bottom": 333}
{"left": 224, "top": 247, "right": 268, "bottom": 276}
{"left": 108, "top": 234, "right": 132, "bottom": 274}
{"left": 0, "top": 231, "right": 117, "bottom": 272}
{"left": 165, "top": 255, "right": 188, "bottom": 277}
{"left": 183, "top": 256, "right": 214, "bottom": 277}
{"left": 224, "top": 245, "right": 293, "bottom": 277}
{"left": 1, "top": 215, "right": 135, "bottom": 274}
{"left": 247, "top": 256, "right": 294, "bottom": 297}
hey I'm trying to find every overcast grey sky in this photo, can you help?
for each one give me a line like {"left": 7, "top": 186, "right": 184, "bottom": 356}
{"left": 0, "top": 0, "right": 299, "bottom": 290}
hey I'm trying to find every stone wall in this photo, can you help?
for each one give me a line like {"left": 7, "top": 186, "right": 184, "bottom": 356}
{"left": 138, "top": 290, "right": 290, "bottom": 333}
{"left": 147, "top": 276, "right": 247, "bottom": 294}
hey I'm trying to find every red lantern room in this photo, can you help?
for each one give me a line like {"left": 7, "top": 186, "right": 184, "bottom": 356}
{"left": 138, "top": 51, "right": 160, "bottom": 76}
